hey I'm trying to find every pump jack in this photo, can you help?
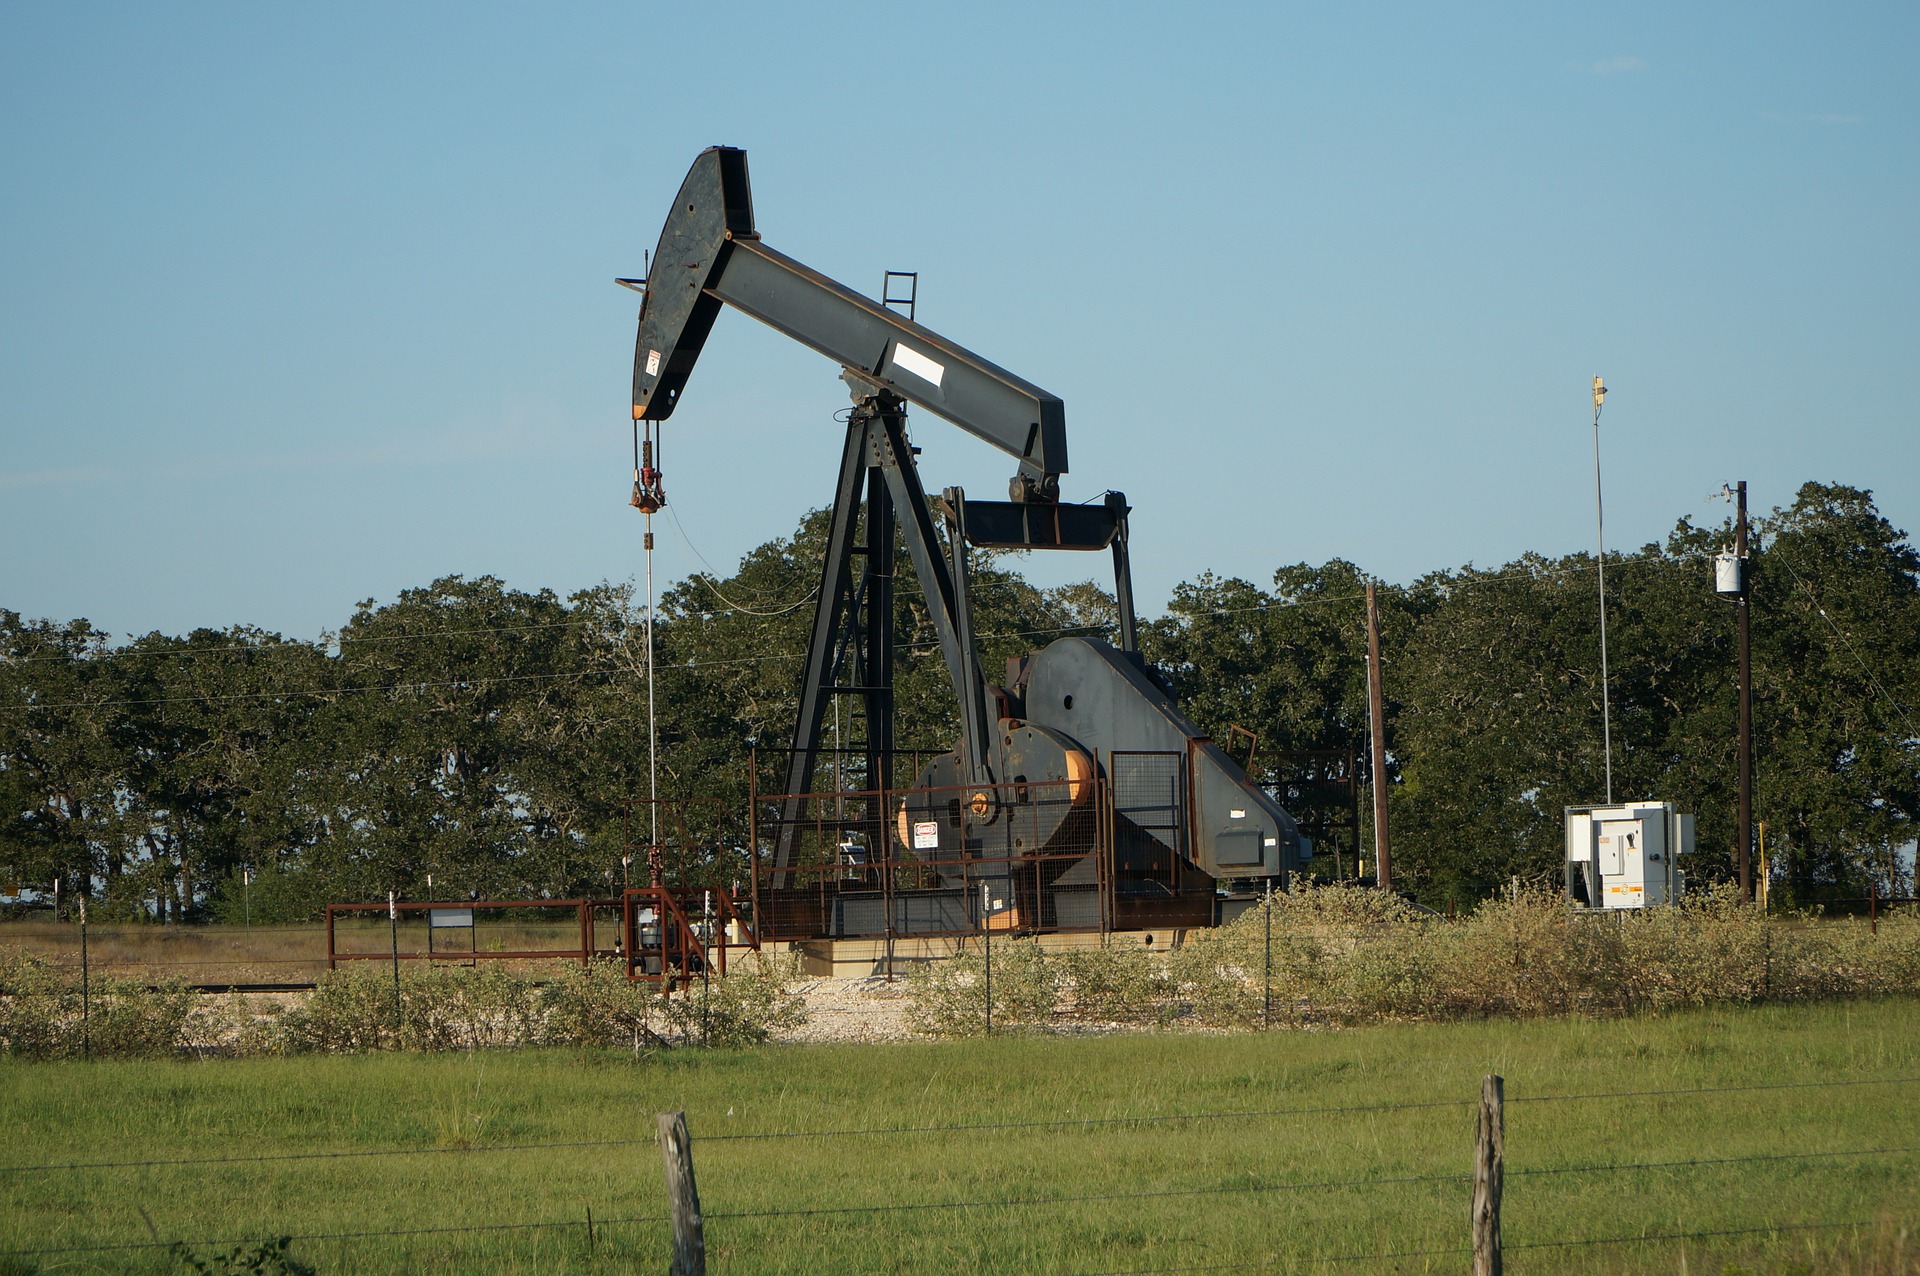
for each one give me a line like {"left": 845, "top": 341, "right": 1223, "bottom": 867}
{"left": 627, "top": 147, "right": 1307, "bottom": 937}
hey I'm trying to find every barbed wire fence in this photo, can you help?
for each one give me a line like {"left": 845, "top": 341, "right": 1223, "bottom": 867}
{"left": 1, "top": 1074, "right": 1914, "bottom": 1272}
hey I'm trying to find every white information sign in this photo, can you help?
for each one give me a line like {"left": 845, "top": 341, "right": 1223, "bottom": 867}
{"left": 912, "top": 820, "right": 940, "bottom": 850}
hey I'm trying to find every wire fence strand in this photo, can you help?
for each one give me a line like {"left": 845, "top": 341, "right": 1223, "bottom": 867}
{"left": 4, "top": 1074, "right": 1916, "bottom": 1175}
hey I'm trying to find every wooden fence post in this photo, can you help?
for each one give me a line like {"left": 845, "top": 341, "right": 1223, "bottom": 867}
{"left": 1472, "top": 1074, "right": 1504, "bottom": 1276}
{"left": 658, "top": 1110, "right": 706, "bottom": 1276}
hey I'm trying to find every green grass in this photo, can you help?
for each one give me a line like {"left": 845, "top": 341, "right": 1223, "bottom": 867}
{"left": 3, "top": 1000, "right": 1918, "bottom": 1274}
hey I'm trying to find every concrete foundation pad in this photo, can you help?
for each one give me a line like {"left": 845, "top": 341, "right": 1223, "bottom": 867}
{"left": 774, "top": 929, "right": 1193, "bottom": 978}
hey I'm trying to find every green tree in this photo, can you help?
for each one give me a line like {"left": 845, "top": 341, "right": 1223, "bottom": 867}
{"left": 1750, "top": 483, "right": 1920, "bottom": 898}
{"left": 0, "top": 612, "right": 124, "bottom": 907}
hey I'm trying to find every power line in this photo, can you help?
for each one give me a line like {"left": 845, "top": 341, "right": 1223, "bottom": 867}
{"left": 1772, "top": 553, "right": 1920, "bottom": 740}
{"left": 1, "top": 617, "right": 617, "bottom": 665}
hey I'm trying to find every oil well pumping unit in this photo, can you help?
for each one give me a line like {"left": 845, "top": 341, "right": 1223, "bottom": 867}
{"left": 626, "top": 147, "right": 1308, "bottom": 943}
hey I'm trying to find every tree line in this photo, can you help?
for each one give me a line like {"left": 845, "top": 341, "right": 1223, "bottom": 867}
{"left": 3, "top": 481, "right": 1914, "bottom": 921}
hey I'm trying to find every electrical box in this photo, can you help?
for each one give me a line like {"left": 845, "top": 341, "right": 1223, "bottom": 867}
{"left": 1713, "top": 553, "right": 1745, "bottom": 596}
{"left": 1564, "top": 802, "right": 1692, "bottom": 909}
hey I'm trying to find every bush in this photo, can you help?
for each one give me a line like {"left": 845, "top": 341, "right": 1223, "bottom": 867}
{"left": 537, "top": 959, "right": 666, "bottom": 1051}
{"left": 905, "top": 938, "right": 1060, "bottom": 1036}
{"left": 902, "top": 887, "right": 1920, "bottom": 1037}
{"left": 0, "top": 950, "right": 204, "bottom": 1059}
{"left": 659, "top": 951, "right": 811, "bottom": 1048}
{"left": 1053, "top": 942, "right": 1169, "bottom": 1024}
{"left": 259, "top": 956, "right": 809, "bottom": 1055}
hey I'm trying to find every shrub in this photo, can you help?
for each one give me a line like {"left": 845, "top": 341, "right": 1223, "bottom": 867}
{"left": 658, "top": 951, "right": 811, "bottom": 1048}
{"left": 537, "top": 959, "right": 666, "bottom": 1051}
{"left": 907, "top": 888, "right": 1920, "bottom": 1037}
{"left": 905, "top": 938, "right": 1059, "bottom": 1036}
{"left": 0, "top": 950, "right": 204, "bottom": 1059}
{"left": 263, "top": 955, "right": 809, "bottom": 1055}
{"left": 1053, "top": 942, "right": 1169, "bottom": 1024}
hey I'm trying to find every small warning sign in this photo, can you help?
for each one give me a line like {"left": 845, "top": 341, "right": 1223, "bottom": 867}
{"left": 912, "top": 820, "right": 940, "bottom": 850}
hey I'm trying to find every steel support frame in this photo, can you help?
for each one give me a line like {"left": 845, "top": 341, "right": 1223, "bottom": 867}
{"left": 775, "top": 390, "right": 990, "bottom": 869}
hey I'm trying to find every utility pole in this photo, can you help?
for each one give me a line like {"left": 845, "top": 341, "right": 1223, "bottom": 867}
{"left": 1713, "top": 480, "right": 1755, "bottom": 902}
{"left": 1365, "top": 582, "right": 1392, "bottom": 891}
{"left": 1591, "top": 377, "right": 1613, "bottom": 803}
{"left": 1736, "top": 481, "right": 1752, "bottom": 901}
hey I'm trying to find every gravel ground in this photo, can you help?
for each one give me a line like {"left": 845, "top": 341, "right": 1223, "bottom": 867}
{"left": 785, "top": 976, "right": 920, "bottom": 1043}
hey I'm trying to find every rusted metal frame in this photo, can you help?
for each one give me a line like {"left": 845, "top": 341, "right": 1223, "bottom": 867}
{"left": 332, "top": 949, "right": 584, "bottom": 963}
{"left": 705, "top": 888, "right": 759, "bottom": 973}
{"left": 326, "top": 899, "right": 608, "bottom": 913}
{"left": 327, "top": 899, "right": 615, "bottom": 968}
{"left": 624, "top": 891, "right": 639, "bottom": 979}
{"left": 625, "top": 886, "right": 759, "bottom": 986}
{"left": 651, "top": 887, "right": 707, "bottom": 992}
{"left": 1225, "top": 724, "right": 1259, "bottom": 772}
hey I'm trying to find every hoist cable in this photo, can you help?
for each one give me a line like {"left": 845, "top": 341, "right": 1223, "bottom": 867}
{"left": 645, "top": 421, "right": 659, "bottom": 851}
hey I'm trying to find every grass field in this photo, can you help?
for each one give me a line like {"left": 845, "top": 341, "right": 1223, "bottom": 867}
{"left": 3, "top": 998, "right": 1918, "bottom": 1274}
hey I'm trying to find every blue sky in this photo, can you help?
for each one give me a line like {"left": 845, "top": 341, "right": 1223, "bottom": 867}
{"left": 3, "top": 2, "right": 1914, "bottom": 641}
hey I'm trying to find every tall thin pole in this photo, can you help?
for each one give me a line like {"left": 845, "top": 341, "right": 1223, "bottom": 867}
{"left": 1262, "top": 881, "right": 1273, "bottom": 1030}
{"left": 633, "top": 423, "right": 664, "bottom": 858}
{"left": 981, "top": 881, "right": 993, "bottom": 1036}
{"left": 1365, "top": 582, "right": 1392, "bottom": 891}
{"left": 1736, "top": 480, "right": 1752, "bottom": 901}
{"left": 387, "top": 890, "right": 402, "bottom": 1019}
{"left": 647, "top": 517, "right": 659, "bottom": 852}
{"left": 1591, "top": 377, "right": 1613, "bottom": 803}
{"left": 79, "top": 893, "right": 90, "bottom": 1061}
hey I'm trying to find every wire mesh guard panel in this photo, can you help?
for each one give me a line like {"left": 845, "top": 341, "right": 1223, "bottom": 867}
{"left": 1110, "top": 751, "right": 1183, "bottom": 854}
{"left": 753, "top": 776, "right": 1107, "bottom": 941}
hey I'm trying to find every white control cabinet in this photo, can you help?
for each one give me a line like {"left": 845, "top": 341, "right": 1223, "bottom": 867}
{"left": 1564, "top": 802, "right": 1692, "bottom": 909}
